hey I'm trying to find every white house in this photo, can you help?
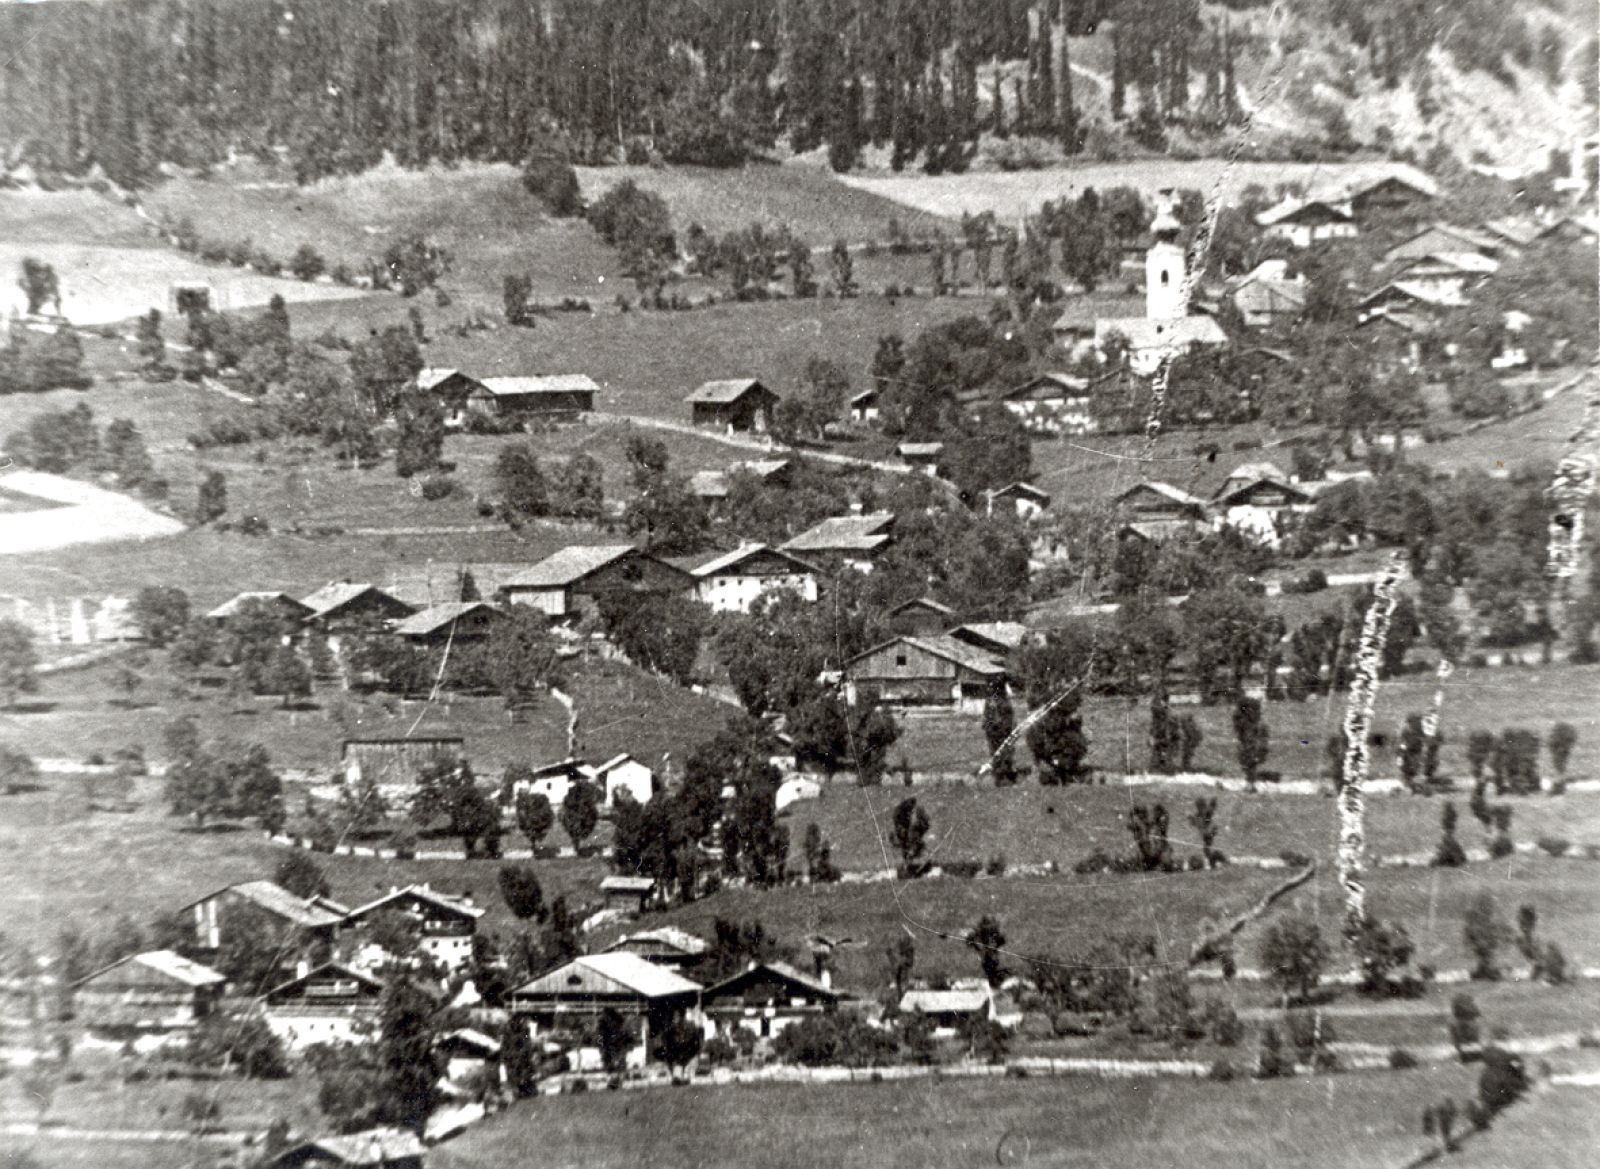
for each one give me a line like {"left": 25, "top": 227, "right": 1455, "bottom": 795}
{"left": 986, "top": 482, "right": 1051, "bottom": 520}
{"left": 262, "top": 962, "right": 385, "bottom": 1051}
{"left": 674, "top": 544, "right": 820, "bottom": 613}
{"left": 1254, "top": 197, "right": 1358, "bottom": 249}
{"left": 341, "top": 885, "right": 484, "bottom": 973}
{"left": 509, "top": 758, "right": 594, "bottom": 808}
{"left": 595, "top": 754, "right": 655, "bottom": 807}
{"left": 1211, "top": 472, "right": 1314, "bottom": 548}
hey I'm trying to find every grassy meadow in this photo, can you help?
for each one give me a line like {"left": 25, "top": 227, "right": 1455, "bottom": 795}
{"left": 436, "top": 1063, "right": 1476, "bottom": 1169}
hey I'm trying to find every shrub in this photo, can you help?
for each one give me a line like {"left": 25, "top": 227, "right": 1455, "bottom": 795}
{"left": 1279, "top": 849, "right": 1311, "bottom": 869}
{"left": 419, "top": 474, "right": 456, "bottom": 501}
{"left": 940, "top": 858, "right": 982, "bottom": 879}
{"left": 1208, "top": 1059, "right": 1239, "bottom": 1082}
{"left": 1389, "top": 1047, "right": 1419, "bottom": 1070}
{"left": 985, "top": 853, "right": 1007, "bottom": 877}
{"left": 1488, "top": 833, "right": 1514, "bottom": 859}
{"left": 1536, "top": 836, "right": 1569, "bottom": 858}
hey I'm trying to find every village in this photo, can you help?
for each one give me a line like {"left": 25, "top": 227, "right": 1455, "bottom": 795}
{"left": 1, "top": 0, "right": 1598, "bottom": 1160}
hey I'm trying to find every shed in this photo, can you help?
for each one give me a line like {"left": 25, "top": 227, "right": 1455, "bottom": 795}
{"left": 599, "top": 875, "right": 660, "bottom": 913}
{"left": 948, "top": 622, "right": 1031, "bottom": 656}
{"left": 849, "top": 388, "right": 880, "bottom": 424}
{"left": 1114, "top": 481, "right": 1210, "bottom": 523}
{"left": 471, "top": 375, "right": 597, "bottom": 418}
{"left": 341, "top": 735, "right": 465, "bottom": 791}
{"left": 899, "top": 987, "right": 992, "bottom": 1033}
{"left": 73, "top": 951, "right": 226, "bottom": 1035}
{"left": 685, "top": 379, "right": 780, "bottom": 433}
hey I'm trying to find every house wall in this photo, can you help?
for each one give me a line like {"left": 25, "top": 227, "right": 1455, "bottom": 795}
{"left": 264, "top": 1009, "right": 378, "bottom": 1051}
{"left": 75, "top": 986, "right": 212, "bottom": 1032}
{"left": 692, "top": 396, "right": 773, "bottom": 433}
{"left": 344, "top": 742, "right": 464, "bottom": 789}
{"left": 1004, "top": 398, "right": 1097, "bottom": 436}
{"left": 694, "top": 570, "right": 817, "bottom": 613}
{"left": 505, "top": 585, "right": 569, "bottom": 616}
{"left": 602, "top": 761, "right": 655, "bottom": 807}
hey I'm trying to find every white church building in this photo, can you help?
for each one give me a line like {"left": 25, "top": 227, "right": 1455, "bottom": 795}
{"left": 1090, "top": 190, "right": 1229, "bottom": 375}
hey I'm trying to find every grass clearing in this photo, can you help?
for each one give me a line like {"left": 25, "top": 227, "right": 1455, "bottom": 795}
{"left": 786, "top": 781, "right": 1600, "bottom": 874}
{"left": 838, "top": 158, "right": 1435, "bottom": 222}
{"left": 575, "top": 161, "right": 953, "bottom": 243}
{"left": 437, "top": 1062, "right": 1474, "bottom": 1169}
{"left": 886, "top": 663, "right": 1600, "bottom": 784}
{"left": 1449, "top": 1076, "right": 1600, "bottom": 1169}
{"left": 0, "top": 1064, "right": 320, "bottom": 1135}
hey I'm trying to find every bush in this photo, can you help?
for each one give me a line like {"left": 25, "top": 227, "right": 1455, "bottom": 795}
{"left": 1489, "top": 832, "right": 1514, "bottom": 859}
{"left": 1536, "top": 836, "right": 1569, "bottom": 858}
{"left": 940, "top": 858, "right": 982, "bottom": 879}
{"left": 1283, "top": 568, "right": 1328, "bottom": 594}
{"left": 1389, "top": 1047, "right": 1419, "bottom": 1070}
{"left": 985, "top": 853, "right": 1008, "bottom": 877}
{"left": 1279, "top": 850, "right": 1311, "bottom": 869}
{"left": 419, "top": 474, "right": 456, "bottom": 501}
{"left": 1208, "top": 1058, "right": 1239, "bottom": 1082}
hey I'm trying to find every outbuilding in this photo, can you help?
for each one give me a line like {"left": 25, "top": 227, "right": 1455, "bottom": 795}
{"left": 685, "top": 379, "right": 780, "bottom": 433}
{"left": 843, "top": 634, "right": 1007, "bottom": 714}
{"left": 73, "top": 951, "right": 226, "bottom": 1039}
{"left": 501, "top": 545, "right": 692, "bottom": 619}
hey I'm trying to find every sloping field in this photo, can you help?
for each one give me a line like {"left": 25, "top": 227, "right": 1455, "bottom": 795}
{"left": 141, "top": 161, "right": 625, "bottom": 305}
{"left": 0, "top": 241, "right": 368, "bottom": 326}
{"left": 0, "top": 189, "right": 155, "bottom": 248}
{"left": 576, "top": 161, "right": 954, "bottom": 242}
{"left": 0, "top": 470, "right": 185, "bottom": 554}
{"left": 839, "top": 159, "right": 1436, "bottom": 221}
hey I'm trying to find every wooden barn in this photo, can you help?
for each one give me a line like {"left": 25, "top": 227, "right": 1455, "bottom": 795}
{"left": 417, "top": 368, "right": 488, "bottom": 427}
{"left": 886, "top": 596, "right": 955, "bottom": 637}
{"left": 501, "top": 545, "right": 691, "bottom": 619}
{"left": 685, "top": 379, "right": 780, "bottom": 433}
{"left": 266, "top": 1128, "right": 424, "bottom": 1169}
{"left": 73, "top": 950, "right": 226, "bottom": 1038}
{"left": 842, "top": 634, "right": 1007, "bottom": 714}
{"left": 472, "top": 375, "right": 597, "bottom": 419}
{"left": 179, "top": 879, "right": 347, "bottom": 953}
{"left": 299, "top": 582, "right": 416, "bottom": 635}
{"left": 392, "top": 601, "right": 504, "bottom": 644}
{"left": 341, "top": 734, "right": 466, "bottom": 791}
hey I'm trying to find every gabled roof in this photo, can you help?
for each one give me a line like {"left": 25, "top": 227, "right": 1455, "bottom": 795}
{"left": 511, "top": 952, "right": 701, "bottom": 999}
{"left": 502, "top": 544, "right": 639, "bottom": 589}
{"left": 1319, "top": 169, "right": 1439, "bottom": 202}
{"left": 991, "top": 481, "right": 1051, "bottom": 503}
{"left": 846, "top": 633, "right": 1006, "bottom": 677}
{"left": 392, "top": 601, "right": 501, "bottom": 636}
{"left": 1480, "top": 216, "right": 1540, "bottom": 247}
{"left": 781, "top": 513, "right": 895, "bottom": 555}
{"left": 1355, "top": 309, "right": 1434, "bottom": 335}
{"left": 1359, "top": 280, "right": 1457, "bottom": 308}
{"left": 526, "top": 756, "right": 597, "bottom": 781}
{"left": 77, "top": 949, "right": 227, "bottom": 990}
{"left": 1255, "top": 197, "right": 1353, "bottom": 227}
{"left": 1223, "top": 462, "right": 1288, "bottom": 485}
{"left": 1115, "top": 481, "right": 1210, "bottom": 510}
{"left": 1393, "top": 251, "right": 1499, "bottom": 276}
{"left": 1385, "top": 222, "right": 1500, "bottom": 260}
{"left": 300, "top": 582, "right": 414, "bottom": 621}
{"left": 1003, "top": 372, "right": 1093, "bottom": 402}
{"left": 888, "top": 596, "right": 955, "bottom": 618}
{"left": 950, "top": 622, "right": 1031, "bottom": 653}
{"left": 478, "top": 375, "right": 599, "bottom": 397}
{"left": 1215, "top": 476, "right": 1312, "bottom": 507}
{"left": 703, "top": 960, "right": 838, "bottom": 1003}
{"left": 417, "top": 367, "right": 470, "bottom": 391}
{"left": 438, "top": 1027, "right": 502, "bottom": 1056}
{"left": 268, "top": 1127, "right": 423, "bottom": 1168}
{"left": 896, "top": 441, "right": 945, "bottom": 458}
{"left": 206, "top": 592, "right": 313, "bottom": 620}
{"left": 675, "top": 543, "right": 820, "bottom": 579}
{"left": 606, "top": 926, "right": 710, "bottom": 957}
{"left": 178, "top": 880, "right": 348, "bottom": 930}
{"left": 265, "top": 961, "right": 385, "bottom": 1000}
{"left": 345, "top": 884, "right": 485, "bottom": 923}
{"left": 850, "top": 388, "right": 879, "bottom": 405}
{"left": 686, "top": 378, "right": 774, "bottom": 404}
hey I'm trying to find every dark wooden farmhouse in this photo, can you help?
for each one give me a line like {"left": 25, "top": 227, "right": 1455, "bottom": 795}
{"left": 73, "top": 950, "right": 226, "bottom": 1038}
{"left": 843, "top": 633, "right": 1007, "bottom": 714}
{"left": 392, "top": 601, "right": 504, "bottom": 645}
{"left": 508, "top": 953, "right": 700, "bottom": 1054}
{"left": 501, "top": 545, "right": 691, "bottom": 619}
{"left": 701, "top": 961, "right": 843, "bottom": 1040}
{"left": 472, "top": 375, "right": 597, "bottom": 419}
{"left": 685, "top": 379, "right": 780, "bottom": 433}
{"left": 299, "top": 582, "right": 416, "bottom": 635}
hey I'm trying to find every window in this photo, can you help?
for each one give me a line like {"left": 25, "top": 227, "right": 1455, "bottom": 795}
{"left": 894, "top": 652, "right": 907, "bottom": 668}
{"left": 1161, "top": 269, "right": 1170, "bottom": 286}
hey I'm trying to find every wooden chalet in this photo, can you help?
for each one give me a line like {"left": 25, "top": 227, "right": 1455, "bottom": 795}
{"left": 470, "top": 375, "right": 597, "bottom": 419}
{"left": 1255, "top": 198, "right": 1357, "bottom": 248}
{"left": 843, "top": 633, "right": 1007, "bottom": 714}
{"left": 501, "top": 545, "right": 691, "bottom": 619}
{"left": 262, "top": 962, "right": 385, "bottom": 1051}
{"left": 896, "top": 441, "right": 945, "bottom": 474}
{"left": 1336, "top": 171, "right": 1438, "bottom": 220}
{"left": 849, "top": 388, "right": 880, "bottom": 424}
{"left": 599, "top": 875, "right": 660, "bottom": 914}
{"left": 342, "top": 885, "right": 484, "bottom": 971}
{"left": 179, "top": 879, "right": 346, "bottom": 953}
{"left": 685, "top": 379, "right": 780, "bottom": 433}
{"left": 1001, "top": 371, "right": 1095, "bottom": 435}
{"left": 341, "top": 735, "right": 466, "bottom": 790}
{"left": 1383, "top": 223, "right": 1503, "bottom": 265}
{"left": 780, "top": 512, "right": 895, "bottom": 573}
{"left": 1212, "top": 471, "right": 1314, "bottom": 549}
{"left": 299, "top": 581, "right": 416, "bottom": 635}
{"left": 987, "top": 481, "right": 1051, "bottom": 519}
{"left": 392, "top": 601, "right": 504, "bottom": 645}
{"left": 672, "top": 543, "right": 820, "bottom": 613}
{"left": 508, "top": 953, "right": 700, "bottom": 1049}
{"left": 1229, "top": 271, "right": 1307, "bottom": 329}
{"left": 886, "top": 596, "right": 956, "bottom": 637}
{"left": 73, "top": 950, "right": 225, "bottom": 1037}
{"left": 205, "top": 592, "right": 314, "bottom": 625}
{"left": 604, "top": 927, "right": 710, "bottom": 969}
{"left": 417, "top": 368, "right": 488, "bottom": 428}
{"left": 700, "top": 961, "right": 842, "bottom": 1040}
{"left": 266, "top": 1128, "right": 424, "bottom": 1169}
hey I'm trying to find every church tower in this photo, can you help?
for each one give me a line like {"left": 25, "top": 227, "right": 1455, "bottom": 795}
{"left": 1145, "top": 188, "right": 1187, "bottom": 322}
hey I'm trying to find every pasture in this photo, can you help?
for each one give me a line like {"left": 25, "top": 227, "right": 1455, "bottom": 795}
{"left": 838, "top": 158, "right": 1436, "bottom": 222}
{"left": 436, "top": 1063, "right": 1475, "bottom": 1169}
